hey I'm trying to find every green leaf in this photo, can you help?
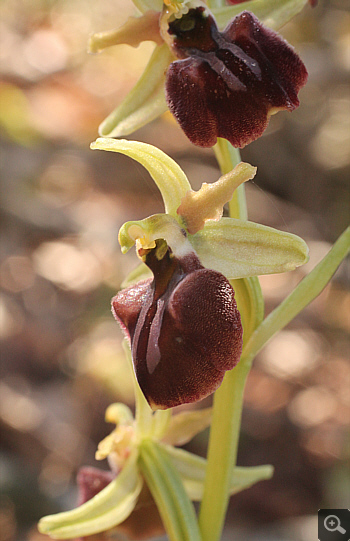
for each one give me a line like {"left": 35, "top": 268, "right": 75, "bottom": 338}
{"left": 139, "top": 440, "right": 202, "bottom": 541}
{"left": 38, "top": 450, "right": 142, "bottom": 539}
{"left": 162, "top": 407, "right": 212, "bottom": 447}
{"left": 191, "top": 217, "right": 309, "bottom": 279}
{"left": 163, "top": 444, "right": 273, "bottom": 501}
{"left": 212, "top": 0, "right": 310, "bottom": 30}
{"left": 242, "top": 226, "right": 350, "bottom": 367}
{"left": 90, "top": 140, "right": 191, "bottom": 217}
{"left": 98, "top": 44, "right": 172, "bottom": 139}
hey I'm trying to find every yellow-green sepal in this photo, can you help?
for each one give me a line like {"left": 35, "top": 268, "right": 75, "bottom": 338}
{"left": 38, "top": 449, "right": 142, "bottom": 538}
{"left": 91, "top": 138, "right": 191, "bottom": 217}
{"left": 191, "top": 217, "right": 309, "bottom": 279}
{"left": 163, "top": 444, "right": 274, "bottom": 501}
{"left": 98, "top": 45, "right": 172, "bottom": 139}
{"left": 162, "top": 407, "right": 212, "bottom": 447}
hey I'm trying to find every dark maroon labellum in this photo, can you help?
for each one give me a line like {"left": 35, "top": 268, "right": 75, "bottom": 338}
{"left": 165, "top": 9, "right": 308, "bottom": 148}
{"left": 112, "top": 244, "right": 243, "bottom": 410}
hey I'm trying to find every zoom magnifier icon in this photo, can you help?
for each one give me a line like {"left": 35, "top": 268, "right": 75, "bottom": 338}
{"left": 324, "top": 515, "right": 346, "bottom": 535}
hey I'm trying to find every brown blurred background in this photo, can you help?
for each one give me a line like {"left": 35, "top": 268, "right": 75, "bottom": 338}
{"left": 0, "top": 1, "right": 349, "bottom": 540}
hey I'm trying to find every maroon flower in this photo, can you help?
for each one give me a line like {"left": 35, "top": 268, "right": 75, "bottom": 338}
{"left": 165, "top": 8, "right": 308, "bottom": 148}
{"left": 112, "top": 243, "right": 242, "bottom": 410}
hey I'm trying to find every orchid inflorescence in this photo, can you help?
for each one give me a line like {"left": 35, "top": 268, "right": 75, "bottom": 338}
{"left": 39, "top": 1, "right": 349, "bottom": 540}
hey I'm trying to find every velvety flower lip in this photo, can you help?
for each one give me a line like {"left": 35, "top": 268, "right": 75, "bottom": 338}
{"left": 112, "top": 242, "right": 243, "bottom": 410}
{"left": 164, "top": 7, "right": 308, "bottom": 148}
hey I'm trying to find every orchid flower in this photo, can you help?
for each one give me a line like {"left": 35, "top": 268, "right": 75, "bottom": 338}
{"left": 89, "top": 0, "right": 312, "bottom": 147}
{"left": 87, "top": 138, "right": 308, "bottom": 410}
{"left": 38, "top": 345, "right": 274, "bottom": 539}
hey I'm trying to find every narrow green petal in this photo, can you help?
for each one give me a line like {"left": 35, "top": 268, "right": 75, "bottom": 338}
{"left": 139, "top": 440, "right": 201, "bottom": 541}
{"left": 98, "top": 44, "right": 172, "bottom": 138}
{"left": 38, "top": 450, "right": 142, "bottom": 539}
{"left": 242, "top": 226, "right": 350, "bottom": 367}
{"left": 90, "top": 140, "right": 191, "bottom": 217}
{"left": 162, "top": 408, "right": 212, "bottom": 447}
{"left": 162, "top": 444, "right": 273, "bottom": 501}
{"left": 191, "top": 217, "right": 309, "bottom": 279}
{"left": 133, "top": 0, "right": 163, "bottom": 13}
{"left": 212, "top": 0, "right": 310, "bottom": 30}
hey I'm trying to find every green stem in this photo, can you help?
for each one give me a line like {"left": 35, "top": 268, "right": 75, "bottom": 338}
{"left": 198, "top": 361, "right": 250, "bottom": 541}
{"left": 200, "top": 142, "right": 349, "bottom": 541}
{"left": 199, "top": 140, "right": 263, "bottom": 541}
{"left": 139, "top": 440, "right": 202, "bottom": 541}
